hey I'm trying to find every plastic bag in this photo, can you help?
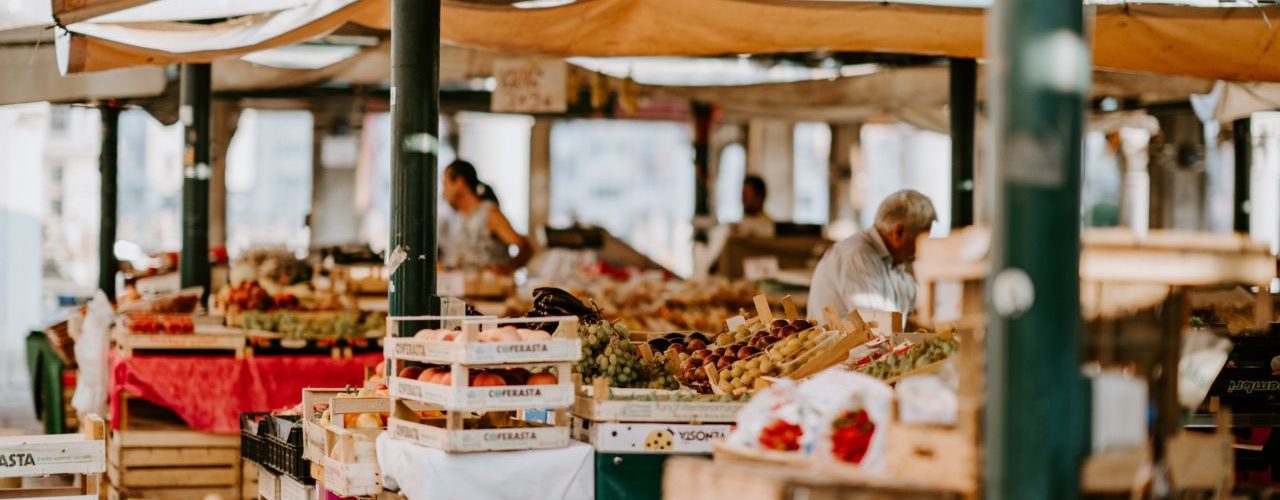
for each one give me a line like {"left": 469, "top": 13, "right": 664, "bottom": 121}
{"left": 895, "top": 360, "right": 958, "bottom": 426}
{"left": 797, "top": 368, "right": 894, "bottom": 472}
{"left": 71, "top": 291, "right": 114, "bottom": 419}
{"left": 1178, "top": 328, "right": 1232, "bottom": 408}
{"left": 726, "top": 378, "right": 804, "bottom": 451}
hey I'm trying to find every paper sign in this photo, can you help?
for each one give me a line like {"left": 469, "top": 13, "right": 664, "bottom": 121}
{"left": 742, "top": 256, "right": 779, "bottom": 282}
{"left": 492, "top": 59, "right": 567, "bottom": 113}
{"left": 437, "top": 271, "right": 465, "bottom": 297}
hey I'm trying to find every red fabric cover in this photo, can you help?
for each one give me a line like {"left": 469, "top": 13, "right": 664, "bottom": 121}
{"left": 110, "top": 351, "right": 381, "bottom": 434}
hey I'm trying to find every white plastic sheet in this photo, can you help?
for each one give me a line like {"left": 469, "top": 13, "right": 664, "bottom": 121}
{"left": 71, "top": 291, "right": 115, "bottom": 420}
{"left": 375, "top": 433, "right": 594, "bottom": 500}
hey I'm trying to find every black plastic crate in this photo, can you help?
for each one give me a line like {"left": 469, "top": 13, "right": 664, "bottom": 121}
{"left": 241, "top": 412, "right": 311, "bottom": 482}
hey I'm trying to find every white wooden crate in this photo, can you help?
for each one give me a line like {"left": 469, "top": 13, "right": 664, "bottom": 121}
{"left": 388, "top": 362, "right": 573, "bottom": 412}
{"left": 386, "top": 400, "right": 569, "bottom": 453}
{"left": 385, "top": 316, "right": 580, "bottom": 364}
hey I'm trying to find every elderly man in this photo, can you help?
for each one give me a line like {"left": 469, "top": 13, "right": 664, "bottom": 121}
{"left": 807, "top": 190, "right": 938, "bottom": 321}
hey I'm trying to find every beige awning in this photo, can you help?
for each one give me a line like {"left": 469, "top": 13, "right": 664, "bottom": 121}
{"left": 0, "top": 45, "right": 167, "bottom": 105}
{"left": 53, "top": 0, "right": 383, "bottom": 74}
{"left": 349, "top": 0, "right": 1280, "bottom": 83}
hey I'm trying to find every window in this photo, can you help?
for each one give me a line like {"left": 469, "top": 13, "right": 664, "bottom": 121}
{"left": 715, "top": 143, "right": 746, "bottom": 222}
{"left": 859, "top": 123, "right": 952, "bottom": 236}
{"left": 792, "top": 122, "right": 831, "bottom": 225}
{"left": 225, "top": 109, "right": 313, "bottom": 255}
{"left": 117, "top": 108, "right": 183, "bottom": 253}
{"left": 550, "top": 119, "right": 695, "bottom": 276}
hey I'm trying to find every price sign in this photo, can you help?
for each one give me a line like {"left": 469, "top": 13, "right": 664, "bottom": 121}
{"left": 742, "top": 256, "right": 780, "bottom": 282}
{"left": 492, "top": 59, "right": 567, "bottom": 113}
{"left": 438, "top": 271, "right": 465, "bottom": 297}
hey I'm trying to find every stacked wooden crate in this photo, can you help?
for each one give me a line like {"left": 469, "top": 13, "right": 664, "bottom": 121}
{"left": 106, "top": 429, "right": 243, "bottom": 499}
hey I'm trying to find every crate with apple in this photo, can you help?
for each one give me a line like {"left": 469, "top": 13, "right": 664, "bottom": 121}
{"left": 319, "top": 391, "right": 389, "bottom": 498}
{"left": 386, "top": 399, "right": 571, "bottom": 453}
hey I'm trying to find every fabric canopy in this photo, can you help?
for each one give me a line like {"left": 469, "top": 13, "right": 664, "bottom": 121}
{"left": 0, "top": 45, "right": 167, "bottom": 105}
{"left": 352, "top": 0, "right": 1280, "bottom": 83}
{"left": 54, "top": 0, "right": 382, "bottom": 74}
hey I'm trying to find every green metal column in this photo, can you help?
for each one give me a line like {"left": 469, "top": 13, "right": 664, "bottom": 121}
{"left": 99, "top": 102, "right": 120, "bottom": 300}
{"left": 692, "top": 102, "right": 713, "bottom": 218}
{"left": 1233, "top": 117, "right": 1251, "bottom": 233}
{"left": 986, "top": 0, "right": 1088, "bottom": 497}
{"left": 180, "top": 63, "right": 211, "bottom": 294}
{"left": 389, "top": 0, "right": 440, "bottom": 321}
{"left": 949, "top": 58, "right": 976, "bottom": 229}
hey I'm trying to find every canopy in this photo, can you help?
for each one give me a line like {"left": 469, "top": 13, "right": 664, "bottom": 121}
{"left": 377, "top": 0, "right": 1280, "bottom": 83}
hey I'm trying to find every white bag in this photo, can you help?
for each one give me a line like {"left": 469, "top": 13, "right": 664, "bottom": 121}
{"left": 71, "top": 291, "right": 114, "bottom": 419}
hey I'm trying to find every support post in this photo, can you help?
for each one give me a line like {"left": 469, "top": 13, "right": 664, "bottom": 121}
{"left": 98, "top": 102, "right": 120, "bottom": 300}
{"left": 389, "top": 0, "right": 441, "bottom": 322}
{"left": 1233, "top": 117, "right": 1252, "bottom": 233}
{"left": 692, "top": 102, "right": 713, "bottom": 242}
{"left": 180, "top": 63, "right": 211, "bottom": 295}
{"left": 949, "top": 58, "right": 977, "bottom": 229}
{"left": 986, "top": 0, "right": 1088, "bottom": 498}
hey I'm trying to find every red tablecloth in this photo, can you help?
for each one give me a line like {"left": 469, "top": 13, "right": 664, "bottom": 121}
{"left": 109, "top": 351, "right": 381, "bottom": 434}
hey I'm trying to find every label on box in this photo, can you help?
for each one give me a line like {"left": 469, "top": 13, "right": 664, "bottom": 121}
{"left": 0, "top": 440, "right": 104, "bottom": 476}
{"left": 574, "top": 420, "right": 731, "bottom": 454}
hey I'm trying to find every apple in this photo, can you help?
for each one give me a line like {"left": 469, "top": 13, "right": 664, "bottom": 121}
{"left": 472, "top": 372, "right": 506, "bottom": 387}
{"left": 373, "top": 361, "right": 387, "bottom": 378}
{"left": 399, "top": 366, "right": 424, "bottom": 379}
{"left": 526, "top": 373, "right": 558, "bottom": 385}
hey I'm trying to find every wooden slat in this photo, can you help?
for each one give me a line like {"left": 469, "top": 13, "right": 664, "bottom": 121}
{"left": 110, "top": 430, "right": 238, "bottom": 449}
{"left": 108, "top": 484, "right": 237, "bottom": 500}
{"left": 110, "top": 465, "right": 238, "bottom": 489}
{"left": 110, "top": 447, "right": 239, "bottom": 468}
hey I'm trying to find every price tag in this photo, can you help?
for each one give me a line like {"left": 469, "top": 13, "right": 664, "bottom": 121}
{"left": 742, "top": 256, "right": 779, "bottom": 282}
{"left": 726, "top": 315, "right": 747, "bottom": 331}
{"left": 438, "top": 271, "right": 465, "bottom": 297}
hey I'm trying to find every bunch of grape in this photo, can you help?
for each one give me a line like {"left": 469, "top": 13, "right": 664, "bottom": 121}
{"left": 638, "top": 353, "right": 680, "bottom": 390}
{"left": 575, "top": 320, "right": 685, "bottom": 389}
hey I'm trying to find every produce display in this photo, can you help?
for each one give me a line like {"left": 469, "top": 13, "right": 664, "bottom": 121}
{"left": 576, "top": 320, "right": 679, "bottom": 390}
{"left": 122, "top": 312, "right": 195, "bottom": 335}
{"left": 397, "top": 365, "right": 560, "bottom": 386}
{"left": 855, "top": 335, "right": 958, "bottom": 381}
{"left": 413, "top": 327, "right": 552, "bottom": 343}
{"left": 658, "top": 319, "right": 827, "bottom": 394}
{"left": 239, "top": 310, "right": 385, "bottom": 340}
{"left": 526, "top": 274, "right": 759, "bottom": 332}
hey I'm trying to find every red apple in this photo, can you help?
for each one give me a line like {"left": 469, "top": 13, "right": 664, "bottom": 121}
{"left": 399, "top": 366, "right": 424, "bottom": 380}
{"left": 526, "top": 373, "right": 558, "bottom": 385}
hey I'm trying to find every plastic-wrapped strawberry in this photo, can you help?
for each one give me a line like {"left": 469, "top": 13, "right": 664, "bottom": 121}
{"left": 758, "top": 419, "right": 803, "bottom": 451}
{"left": 829, "top": 409, "right": 875, "bottom": 464}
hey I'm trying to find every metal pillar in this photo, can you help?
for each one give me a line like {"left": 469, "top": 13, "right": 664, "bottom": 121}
{"left": 692, "top": 102, "right": 713, "bottom": 219}
{"left": 950, "top": 58, "right": 977, "bottom": 229}
{"left": 1234, "top": 117, "right": 1252, "bottom": 233}
{"left": 986, "top": 0, "right": 1088, "bottom": 497}
{"left": 389, "top": 0, "right": 441, "bottom": 321}
{"left": 98, "top": 102, "right": 120, "bottom": 300}
{"left": 180, "top": 63, "right": 211, "bottom": 294}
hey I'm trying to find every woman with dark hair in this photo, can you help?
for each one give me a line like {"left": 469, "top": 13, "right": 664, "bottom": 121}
{"left": 440, "top": 160, "right": 533, "bottom": 274}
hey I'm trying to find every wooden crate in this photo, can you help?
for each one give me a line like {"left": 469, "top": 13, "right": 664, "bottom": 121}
{"left": 242, "top": 461, "right": 260, "bottom": 500}
{"left": 107, "top": 429, "right": 241, "bottom": 499}
{"left": 0, "top": 414, "right": 106, "bottom": 499}
{"left": 387, "top": 399, "right": 569, "bottom": 453}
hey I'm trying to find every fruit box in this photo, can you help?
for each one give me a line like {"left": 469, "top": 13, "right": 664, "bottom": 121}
{"left": 572, "top": 384, "right": 743, "bottom": 424}
{"left": 300, "top": 389, "right": 346, "bottom": 463}
{"left": 388, "top": 361, "right": 574, "bottom": 412}
{"left": 111, "top": 323, "right": 246, "bottom": 359}
{"left": 321, "top": 427, "right": 382, "bottom": 498}
{"left": 385, "top": 316, "right": 580, "bottom": 364}
{"left": 386, "top": 399, "right": 570, "bottom": 453}
{"left": 572, "top": 419, "right": 732, "bottom": 454}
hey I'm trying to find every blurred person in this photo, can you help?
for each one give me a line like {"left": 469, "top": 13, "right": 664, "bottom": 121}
{"left": 732, "top": 175, "right": 773, "bottom": 238}
{"left": 440, "top": 160, "right": 532, "bottom": 274}
{"left": 807, "top": 189, "right": 937, "bottom": 321}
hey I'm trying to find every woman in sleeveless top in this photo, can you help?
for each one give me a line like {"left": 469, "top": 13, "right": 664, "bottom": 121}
{"left": 440, "top": 160, "right": 533, "bottom": 273}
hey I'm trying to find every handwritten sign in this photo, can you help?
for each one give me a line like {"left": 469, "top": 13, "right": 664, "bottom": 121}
{"left": 742, "top": 256, "right": 780, "bottom": 282}
{"left": 492, "top": 59, "right": 567, "bottom": 113}
{"left": 437, "top": 271, "right": 465, "bottom": 297}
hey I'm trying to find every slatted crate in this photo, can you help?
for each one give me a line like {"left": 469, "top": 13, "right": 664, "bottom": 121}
{"left": 107, "top": 429, "right": 242, "bottom": 500}
{"left": 0, "top": 414, "right": 106, "bottom": 500}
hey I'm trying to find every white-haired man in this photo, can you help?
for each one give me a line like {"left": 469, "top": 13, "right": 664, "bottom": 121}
{"left": 807, "top": 190, "right": 937, "bottom": 321}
